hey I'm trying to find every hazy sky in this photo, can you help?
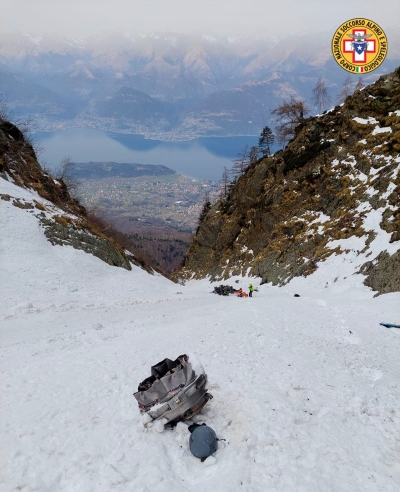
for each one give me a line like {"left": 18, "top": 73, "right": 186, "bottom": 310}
{"left": 2, "top": 0, "right": 399, "bottom": 36}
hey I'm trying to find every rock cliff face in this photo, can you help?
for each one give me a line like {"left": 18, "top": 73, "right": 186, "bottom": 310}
{"left": 0, "top": 118, "right": 151, "bottom": 273}
{"left": 175, "top": 68, "right": 400, "bottom": 295}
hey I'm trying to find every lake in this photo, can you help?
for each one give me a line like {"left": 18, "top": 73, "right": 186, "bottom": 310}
{"left": 34, "top": 129, "right": 269, "bottom": 181}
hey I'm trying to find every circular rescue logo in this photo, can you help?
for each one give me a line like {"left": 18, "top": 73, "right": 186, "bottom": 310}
{"left": 332, "top": 18, "right": 388, "bottom": 73}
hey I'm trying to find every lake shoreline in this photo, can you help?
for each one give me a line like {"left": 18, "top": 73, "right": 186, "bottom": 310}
{"left": 33, "top": 129, "right": 270, "bottom": 181}
{"left": 32, "top": 128, "right": 260, "bottom": 143}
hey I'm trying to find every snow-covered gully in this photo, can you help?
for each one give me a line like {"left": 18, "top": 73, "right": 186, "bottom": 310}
{"left": 1, "top": 180, "right": 400, "bottom": 491}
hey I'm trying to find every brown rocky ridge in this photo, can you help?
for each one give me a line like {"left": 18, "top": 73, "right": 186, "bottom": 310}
{"left": 173, "top": 67, "right": 400, "bottom": 295}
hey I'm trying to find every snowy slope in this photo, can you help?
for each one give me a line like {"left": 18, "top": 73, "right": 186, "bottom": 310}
{"left": 1, "top": 177, "right": 400, "bottom": 492}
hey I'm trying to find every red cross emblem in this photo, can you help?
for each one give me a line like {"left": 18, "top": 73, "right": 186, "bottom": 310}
{"left": 343, "top": 29, "right": 376, "bottom": 63}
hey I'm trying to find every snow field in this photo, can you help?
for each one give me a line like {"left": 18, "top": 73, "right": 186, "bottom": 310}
{"left": 1, "top": 178, "right": 400, "bottom": 491}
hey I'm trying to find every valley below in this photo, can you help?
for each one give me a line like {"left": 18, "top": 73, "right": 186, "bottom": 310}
{"left": 72, "top": 162, "right": 220, "bottom": 275}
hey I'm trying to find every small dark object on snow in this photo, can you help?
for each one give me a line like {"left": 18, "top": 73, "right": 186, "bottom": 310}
{"left": 189, "top": 423, "right": 218, "bottom": 459}
{"left": 380, "top": 322, "right": 400, "bottom": 329}
{"left": 213, "top": 285, "right": 234, "bottom": 296}
{"left": 294, "top": 294, "right": 300, "bottom": 297}
{"left": 235, "top": 280, "right": 240, "bottom": 283}
{"left": 349, "top": 331, "right": 353, "bottom": 335}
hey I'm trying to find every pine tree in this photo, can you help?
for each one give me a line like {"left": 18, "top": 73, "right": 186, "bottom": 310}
{"left": 258, "top": 126, "right": 275, "bottom": 156}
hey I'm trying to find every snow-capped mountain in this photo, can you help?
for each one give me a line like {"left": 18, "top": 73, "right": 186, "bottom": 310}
{"left": 1, "top": 28, "right": 399, "bottom": 138}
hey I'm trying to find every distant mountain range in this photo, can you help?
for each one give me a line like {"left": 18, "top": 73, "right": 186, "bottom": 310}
{"left": 1, "top": 29, "right": 399, "bottom": 139}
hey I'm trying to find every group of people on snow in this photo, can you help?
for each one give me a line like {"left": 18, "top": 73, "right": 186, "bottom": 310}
{"left": 213, "top": 283, "right": 256, "bottom": 297}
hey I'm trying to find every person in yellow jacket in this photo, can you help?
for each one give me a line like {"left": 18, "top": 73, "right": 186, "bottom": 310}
{"left": 249, "top": 283, "right": 255, "bottom": 297}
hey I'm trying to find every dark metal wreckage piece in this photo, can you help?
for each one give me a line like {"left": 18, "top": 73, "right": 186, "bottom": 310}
{"left": 133, "top": 354, "right": 213, "bottom": 426}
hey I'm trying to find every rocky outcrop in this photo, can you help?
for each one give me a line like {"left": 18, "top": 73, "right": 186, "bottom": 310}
{"left": 0, "top": 120, "right": 85, "bottom": 215}
{"left": 38, "top": 215, "right": 132, "bottom": 270}
{"left": 359, "top": 251, "right": 400, "bottom": 296}
{"left": 175, "top": 68, "right": 400, "bottom": 295}
{"left": 0, "top": 118, "right": 152, "bottom": 272}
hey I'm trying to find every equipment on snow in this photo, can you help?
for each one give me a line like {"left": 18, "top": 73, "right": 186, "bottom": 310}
{"left": 212, "top": 284, "right": 251, "bottom": 298}
{"left": 294, "top": 294, "right": 300, "bottom": 297}
{"left": 235, "top": 288, "right": 248, "bottom": 298}
{"left": 133, "top": 354, "right": 213, "bottom": 426}
{"left": 213, "top": 285, "right": 234, "bottom": 295}
{"left": 189, "top": 423, "right": 218, "bottom": 459}
{"left": 380, "top": 323, "right": 400, "bottom": 329}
